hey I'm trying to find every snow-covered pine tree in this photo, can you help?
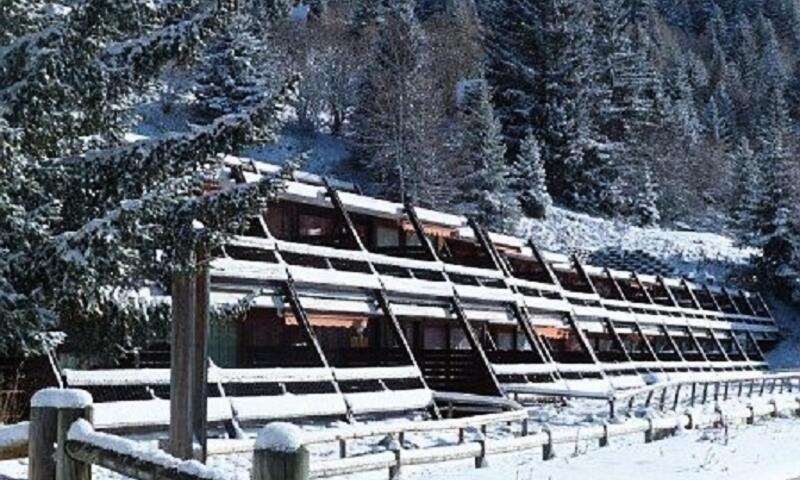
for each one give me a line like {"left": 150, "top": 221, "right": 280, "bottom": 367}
{"left": 452, "top": 78, "right": 520, "bottom": 233}
{"left": 479, "top": 0, "right": 542, "bottom": 156}
{"left": 248, "top": 0, "right": 293, "bottom": 23}
{"left": 753, "top": 76, "right": 799, "bottom": 288}
{"left": 193, "top": 15, "right": 277, "bottom": 122}
{"left": 633, "top": 164, "right": 660, "bottom": 226}
{"left": 728, "top": 137, "right": 762, "bottom": 242}
{"left": 512, "top": 130, "right": 552, "bottom": 219}
{"left": 539, "top": 0, "right": 597, "bottom": 205}
{"left": 0, "top": 0, "right": 50, "bottom": 44}
{"left": 351, "top": 1, "right": 452, "bottom": 207}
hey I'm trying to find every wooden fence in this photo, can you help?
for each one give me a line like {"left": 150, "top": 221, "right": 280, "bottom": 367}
{"left": 606, "top": 371, "right": 800, "bottom": 419}
{"left": 257, "top": 393, "right": 800, "bottom": 480}
{"left": 3, "top": 387, "right": 800, "bottom": 480}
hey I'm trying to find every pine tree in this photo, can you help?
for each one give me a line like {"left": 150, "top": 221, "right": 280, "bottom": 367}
{"left": 512, "top": 130, "right": 552, "bottom": 219}
{"left": 633, "top": 164, "right": 660, "bottom": 226}
{"left": 193, "top": 16, "right": 277, "bottom": 121}
{"left": 351, "top": 1, "right": 451, "bottom": 207}
{"left": 452, "top": 79, "right": 520, "bottom": 232}
{"left": 728, "top": 137, "right": 762, "bottom": 242}
{"left": 538, "top": 0, "right": 596, "bottom": 203}
{"left": 480, "top": 0, "right": 542, "bottom": 155}
{"left": 249, "top": 0, "right": 293, "bottom": 23}
{"left": 754, "top": 79, "right": 798, "bottom": 279}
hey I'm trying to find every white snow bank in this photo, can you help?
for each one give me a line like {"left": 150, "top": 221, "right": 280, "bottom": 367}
{"left": 68, "top": 420, "right": 230, "bottom": 480}
{"left": 256, "top": 423, "right": 306, "bottom": 452}
{"left": 232, "top": 393, "right": 348, "bottom": 421}
{"left": 345, "top": 389, "right": 433, "bottom": 415}
{"left": 521, "top": 207, "right": 757, "bottom": 280}
{"left": 30, "top": 388, "right": 92, "bottom": 409}
{"left": 0, "top": 422, "right": 28, "bottom": 450}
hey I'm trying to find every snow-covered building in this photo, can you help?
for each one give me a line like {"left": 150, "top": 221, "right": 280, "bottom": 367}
{"left": 202, "top": 158, "right": 779, "bottom": 399}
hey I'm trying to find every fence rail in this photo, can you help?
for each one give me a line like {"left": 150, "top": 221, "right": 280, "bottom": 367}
{"left": 607, "top": 372, "right": 800, "bottom": 418}
{"left": 261, "top": 394, "right": 800, "bottom": 480}
{"left": 0, "top": 421, "right": 28, "bottom": 460}
{"left": 6, "top": 386, "right": 800, "bottom": 480}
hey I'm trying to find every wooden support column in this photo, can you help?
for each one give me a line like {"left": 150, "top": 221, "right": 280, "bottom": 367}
{"left": 404, "top": 202, "right": 503, "bottom": 396}
{"left": 681, "top": 280, "right": 704, "bottom": 311}
{"left": 706, "top": 328, "right": 731, "bottom": 363}
{"left": 702, "top": 285, "right": 725, "bottom": 312}
{"left": 728, "top": 331, "right": 752, "bottom": 363}
{"left": 721, "top": 287, "right": 743, "bottom": 315}
{"left": 632, "top": 322, "right": 662, "bottom": 364}
{"left": 604, "top": 319, "right": 633, "bottom": 363}
{"left": 659, "top": 325, "right": 686, "bottom": 363}
{"left": 193, "top": 248, "right": 210, "bottom": 462}
{"left": 738, "top": 292, "right": 758, "bottom": 317}
{"left": 468, "top": 219, "right": 558, "bottom": 377}
{"left": 685, "top": 327, "right": 711, "bottom": 364}
{"left": 745, "top": 331, "right": 767, "bottom": 361}
{"left": 170, "top": 260, "right": 196, "bottom": 460}
{"left": 450, "top": 293, "right": 504, "bottom": 396}
{"left": 325, "top": 181, "right": 439, "bottom": 414}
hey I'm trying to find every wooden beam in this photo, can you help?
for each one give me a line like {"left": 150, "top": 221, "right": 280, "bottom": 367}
{"left": 170, "top": 262, "right": 196, "bottom": 460}
{"left": 527, "top": 240, "right": 562, "bottom": 287}
{"left": 658, "top": 325, "right": 686, "bottom": 363}
{"left": 745, "top": 331, "right": 767, "bottom": 361}
{"left": 403, "top": 201, "right": 439, "bottom": 262}
{"left": 403, "top": 203, "right": 504, "bottom": 396}
{"left": 706, "top": 328, "right": 731, "bottom": 362}
{"left": 721, "top": 287, "right": 743, "bottom": 315}
{"left": 193, "top": 248, "right": 210, "bottom": 462}
{"left": 681, "top": 280, "right": 703, "bottom": 311}
{"left": 657, "top": 276, "right": 681, "bottom": 308}
{"left": 604, "top": 319, "right": 633, "bottom": 363}
{"left": 702, "top": 285, "right": 725, "bottom": 312}
{"left": 572, "top": 255, "right": 599, "bottom": 295}
{"left": 631, "top": 273, "right": 656, "bottom": 305}
{"left": 468, "top": 220, "right": 558, "bottom": 377}
{"left": 324, "top": 178, "right": 367, "bottom": 251}
{"left": 685, "top": 327, "right": 711, "bottom": 364}
{"left": 450, "top": 293, "right": 504, "bottom": 396}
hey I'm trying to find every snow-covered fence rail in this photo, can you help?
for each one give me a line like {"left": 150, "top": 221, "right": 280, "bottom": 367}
{"left": 0, "top": 421, "right": 28, "bottom": 460}
{"left": 253, "top": 396, "right": 800, "bottom": 480}
{"left": 608, "top": 371, "right": 800, "bottom": 419}
{"left": 66, "top": 421, "right": 232, "bottom": 480}
{"left": 24, "top": 388, "right": 233, "bottom": 480}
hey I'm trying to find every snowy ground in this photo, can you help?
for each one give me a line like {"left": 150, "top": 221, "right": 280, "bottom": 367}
{"left": 3, "top": 395, "right": 800, "bottom": 480}
{"left": 2, "top": 418, "right": 799, "bottom": 480}
{"left": 521, "top": 207, "right": 758, "bottom": 282}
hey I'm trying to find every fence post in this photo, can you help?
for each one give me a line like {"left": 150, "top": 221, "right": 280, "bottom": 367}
{"left": 28, "top": 389, "right": 94, "bottom": 480}
{"left": 253, "top": 423, "right": 310, "bottom": 480}
{"left": 644, "top": 418, "right": 654, "bottom": 444}
{"left": 475, "top": 426, "right": 488, "bottom": 469}
{"left": 29, "top": 391, "right": 60, "bottom": 480}
{"left": 56, "top": 396, "right": 94, "bottom": 480}
{"left": 387, "top": 434, "right": 402, "bottom": 480}
{"left": 542, "top": 426, "right": 554, "bottom": 461}
{"left": 599, "top": 422, "right": 609, "bottom": 448}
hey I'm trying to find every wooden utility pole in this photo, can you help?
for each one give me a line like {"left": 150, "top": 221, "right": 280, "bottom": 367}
{"left": 170, "top": 255, "right": 196, "bottom": 460}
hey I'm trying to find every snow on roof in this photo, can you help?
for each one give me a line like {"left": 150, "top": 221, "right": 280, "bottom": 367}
{"left": 255, "top": 422, "right": 306, "bottom": 452}
{"left": 31, "top": 388, "right": 93, "bottom": 409}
